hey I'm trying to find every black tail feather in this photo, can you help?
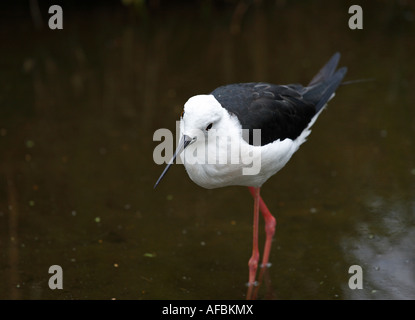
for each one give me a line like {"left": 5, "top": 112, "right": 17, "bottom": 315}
{"left": 303, "top": 53, "right": 347, "bottom": 113}
{"left": 314, "top": 66, "right": 347, "bottom": 112}
{"left": 308, "top": 52, "right": 341, "bottom": 86}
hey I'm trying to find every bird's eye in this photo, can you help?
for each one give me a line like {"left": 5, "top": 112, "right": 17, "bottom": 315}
{"left": 206, "top": 123, "right": 213, "bottom": 131}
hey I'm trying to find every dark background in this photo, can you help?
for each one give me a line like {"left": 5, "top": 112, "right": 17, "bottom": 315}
{"left": 0, "top": 0, "right": 414, "bottom": 299}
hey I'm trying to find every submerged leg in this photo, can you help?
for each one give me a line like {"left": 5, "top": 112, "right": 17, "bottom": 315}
{"left": 248, "top": 187, "right": 276, "bottom": 269}
{"left": 247, "top": 187, "right": 277, "bottom": 299}
{"left": 246, "top": 187, "right": 260, "bottom": 300}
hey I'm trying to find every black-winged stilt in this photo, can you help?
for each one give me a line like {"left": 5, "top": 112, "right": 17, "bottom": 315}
{"left": 154, "top": 52, "right": 347, "bottom": 299}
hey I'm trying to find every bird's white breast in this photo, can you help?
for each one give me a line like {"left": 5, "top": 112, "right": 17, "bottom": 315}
{"left": 178, "top": 94, "right": 324, "bottom": 189}
{"left": 179, "top": 116, "right": 312, "bottom": 189}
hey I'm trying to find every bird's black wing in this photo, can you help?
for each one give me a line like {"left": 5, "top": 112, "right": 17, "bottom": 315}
{"left": 211, "top": 82, "right": 317, "bottom": 146}
{"left": 211, "top": 53, "right": 347, "bottom": 146}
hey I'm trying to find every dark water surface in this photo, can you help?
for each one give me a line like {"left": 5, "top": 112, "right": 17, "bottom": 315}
{"left": 1, "top": 1, "right": 414, "bottom": 299}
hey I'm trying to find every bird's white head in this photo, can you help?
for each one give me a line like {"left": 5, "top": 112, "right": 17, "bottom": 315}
{"left": 153, "top": 94, "right": 229, "bottom": 188}
{"left": 180, "top": 94, "right": 226, "bottom": 140}
{"left": 153, "top": 94, "right": 241, "bottom": 189}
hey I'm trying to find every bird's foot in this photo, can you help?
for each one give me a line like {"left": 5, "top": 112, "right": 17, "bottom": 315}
{"left": 245, "top": 281, "right": 259, "bottom": 287}
{"left": 260, "top": 262, "right": 272, "bottom": 268}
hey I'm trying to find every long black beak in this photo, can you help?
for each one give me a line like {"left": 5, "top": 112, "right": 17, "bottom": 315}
{"left": 154, "top": 135, "right": 193, "bottom": 189}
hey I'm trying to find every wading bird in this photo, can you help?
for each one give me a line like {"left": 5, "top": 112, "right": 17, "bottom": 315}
{"left": 154, "top": 53, "right": 347, "bottom": 299}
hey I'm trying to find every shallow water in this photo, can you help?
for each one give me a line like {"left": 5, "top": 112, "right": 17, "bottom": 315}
{"left": 1, "top": 1, "right": 414, "bottom": 299}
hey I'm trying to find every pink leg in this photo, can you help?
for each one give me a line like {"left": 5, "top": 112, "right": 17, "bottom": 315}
{"left": 248, "top": 187, "right": 276, "bottom": 269}
{"left": 246, "top": 187, "right": 260, "bottom": 299}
